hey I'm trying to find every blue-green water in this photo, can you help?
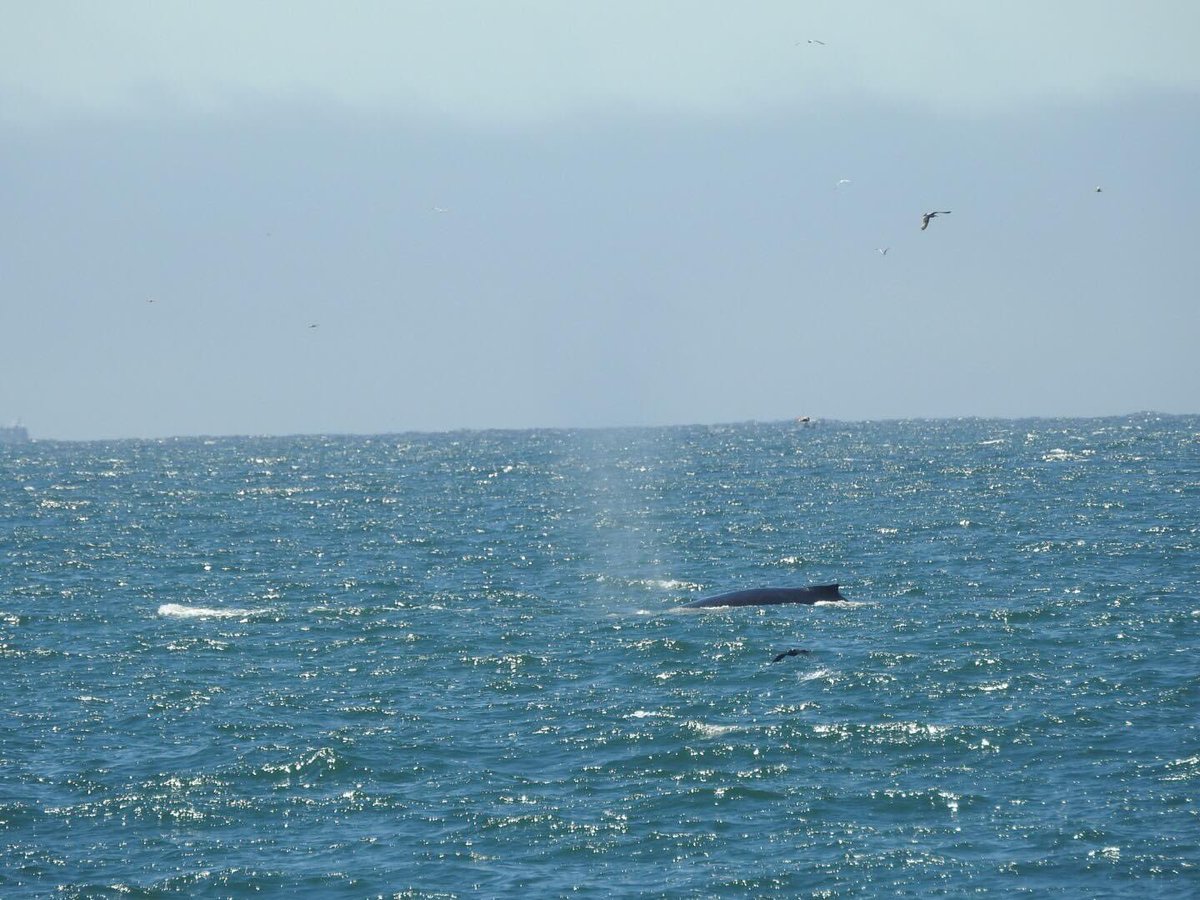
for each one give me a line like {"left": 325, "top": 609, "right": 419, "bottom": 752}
{"left": 2, "top": 416, "right": 1197, "bottom": 897}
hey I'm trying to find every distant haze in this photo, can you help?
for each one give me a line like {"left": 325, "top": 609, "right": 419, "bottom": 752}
{"left": 2, "top": 2, "right": 1197, "bottom": 439}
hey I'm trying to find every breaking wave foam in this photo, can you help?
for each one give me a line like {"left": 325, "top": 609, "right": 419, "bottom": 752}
{"left": 157, "top": 603, "right": 270, "bottom": 620}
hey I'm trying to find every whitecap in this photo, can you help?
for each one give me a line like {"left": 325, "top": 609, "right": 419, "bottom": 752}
{"left": 1043, "top": 448, "right": 1095, "bottom": 462}
{"left": 685, "top": 721, "right": 741, "bottom": 738}
{"left": 157, "top": 603, "right": 269, "bottom": 620}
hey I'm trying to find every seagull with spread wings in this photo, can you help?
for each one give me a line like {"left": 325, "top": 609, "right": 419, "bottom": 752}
{"left": 921, "top": 210, "right": 951, "bottom": 231}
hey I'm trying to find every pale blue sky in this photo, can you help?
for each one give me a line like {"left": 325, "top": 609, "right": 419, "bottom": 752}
{"left": 2, "top": 2, "right": 1198, "bottom": 439}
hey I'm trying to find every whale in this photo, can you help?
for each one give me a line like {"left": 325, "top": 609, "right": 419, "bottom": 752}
{"left": 682, "top": 583, "right": 846, "bottom": 609}
{"left": 772, "top": 648, "right": 811, "bottom": 662}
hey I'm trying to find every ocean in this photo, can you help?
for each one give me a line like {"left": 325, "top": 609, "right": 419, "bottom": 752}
{"left": 2, "top": 415, "right": 1197, "bottom": 897}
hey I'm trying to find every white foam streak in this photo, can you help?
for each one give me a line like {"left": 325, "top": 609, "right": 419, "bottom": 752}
{"left": 157, "top": 603, "right": 269, "bottom": 620}
{"left": 686, "top": 721, "right": 741, "bottom": 738}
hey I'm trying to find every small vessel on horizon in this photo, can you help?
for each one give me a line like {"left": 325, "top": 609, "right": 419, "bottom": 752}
{"left": 0, "top": 423, "right": 31, "bottom": 444}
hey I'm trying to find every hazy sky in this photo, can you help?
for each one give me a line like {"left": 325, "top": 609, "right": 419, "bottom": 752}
{"left": 3, "top": 2, "right": 1198, "bottom": 439}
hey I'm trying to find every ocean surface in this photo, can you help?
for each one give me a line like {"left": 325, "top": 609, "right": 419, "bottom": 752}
{"left": 2, "top": 415, "right": 1197, "bottom": 898}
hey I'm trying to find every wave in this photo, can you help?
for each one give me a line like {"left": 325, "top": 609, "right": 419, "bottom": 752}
{"left": 157, "top": 603, "right": 270, "bottom": 620}
{"left": 685, "top": 721, "right": 743, "bottom": 738}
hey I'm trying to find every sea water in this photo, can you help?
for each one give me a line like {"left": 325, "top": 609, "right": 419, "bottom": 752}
{"left": 1, "top": 415, "right": 1197, "bottom": 897}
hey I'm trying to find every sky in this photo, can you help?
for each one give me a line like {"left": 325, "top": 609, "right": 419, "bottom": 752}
{"left": 2, "top": 1, "right": 1198, "bottom": 440}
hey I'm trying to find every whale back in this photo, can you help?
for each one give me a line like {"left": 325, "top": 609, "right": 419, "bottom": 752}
{"left": 682, "top": 583, "right": 846, "bottom": 608}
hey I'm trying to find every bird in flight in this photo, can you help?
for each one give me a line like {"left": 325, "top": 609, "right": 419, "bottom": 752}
{"left": 772, "top": 648, "right": 810, "bottom": 663}
{"left": 921, "top": 210, "right": 951, "bottom": 230}
{"left": 876, "top": 247, "right": 889, "bottom": 256}
{"left": 1095, "top": 186, "right": 1103, "bottom": 193}
{"left": 801, "top": 39, "right": 826, "bottom": 45}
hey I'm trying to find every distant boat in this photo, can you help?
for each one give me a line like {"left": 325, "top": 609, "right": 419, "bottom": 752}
{"left": 0, "top": 423, "right": 30, "bottom": 444}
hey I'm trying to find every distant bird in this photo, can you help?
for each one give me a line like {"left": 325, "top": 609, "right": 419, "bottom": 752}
{"left": 772, "top": 648, "right": 810, "bottom": 663}
{"left": 804, "top": 39, "right": 826, "bottom": 45}
{"left": 876, "top": 247, "right": 889, "bottom": 256}
{"left": 431, "top": 206, "right": 450, "bottom": 214}
{"left": 921, "top": 210, "right": 951, "bottom": 230}
{"left": 1094, "top": 186, "right": 1102, "bottom": 193}
{"left": 308, "top": 323, "right": 319, "bottom": 329}
{"left": 835, "top": 178, "right": 852, "bottom": 188}
{"left": 146, "top": 297, "right": 156, "bottom": 303}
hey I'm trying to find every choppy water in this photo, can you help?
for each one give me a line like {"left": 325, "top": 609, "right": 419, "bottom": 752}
{"left": 2, "top": 416, "right": 1197, "bottom": 897}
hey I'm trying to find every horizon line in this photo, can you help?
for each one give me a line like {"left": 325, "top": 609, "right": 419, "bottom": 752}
{"left": 9, "top": 410, "right": 1195, "bottom": 445}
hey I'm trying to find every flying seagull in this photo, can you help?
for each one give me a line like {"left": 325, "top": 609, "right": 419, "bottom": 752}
{"left": 1095, "top": 186, "right": 1102, "bottom": 193}
{"left": 796, "top": 39, "right": 826, "bottom": 45}
{"left": 772, "top": 648, "right": 811, "bottom": 663}
{"left": 921, "top": 210, "right": 951, "bottom": 230}
{"left": 876, "top": 247, "right": 889, "bottom": 256}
